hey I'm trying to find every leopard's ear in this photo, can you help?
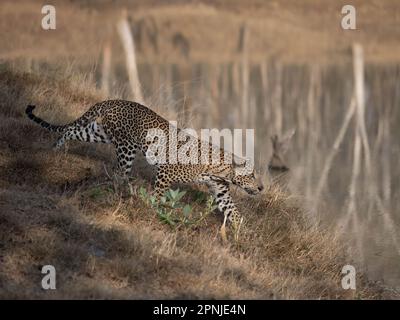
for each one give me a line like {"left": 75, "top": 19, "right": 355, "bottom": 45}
{"left": 232, "top": 154, "right": 246, "bottom": 168}
{"left": 232, "top": 155, "right": 254, "bottom": 176}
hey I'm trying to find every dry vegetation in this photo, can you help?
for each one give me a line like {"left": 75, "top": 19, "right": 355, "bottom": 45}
{"left": 0, "top": 66, "right": 388, "bottom": 299}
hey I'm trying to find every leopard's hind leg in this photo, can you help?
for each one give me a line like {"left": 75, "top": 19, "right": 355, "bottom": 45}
{"left": 114, "top": 142, "right": 138, "bottom": 197}
{"left": 54, "top": 121, "right": 111, "bottom": 150}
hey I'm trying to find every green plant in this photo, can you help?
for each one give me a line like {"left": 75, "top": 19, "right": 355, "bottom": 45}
{"left": 88, "top": 186, "right": 104, "bottom": 199}
{"left": 138, "top": 187, "right": 217, "bottom": 229}
{"left": 88, "top": 185, "right": 115, "bottom": 200}
{"left": 191, "top": 190, "right": 209, "bottom": 204}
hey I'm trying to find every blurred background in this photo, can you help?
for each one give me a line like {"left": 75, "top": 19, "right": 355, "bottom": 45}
{"left": 1, "top": 0, "right": 399, "bottom": 289}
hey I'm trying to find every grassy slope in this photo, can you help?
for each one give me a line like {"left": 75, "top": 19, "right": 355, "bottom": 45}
{"left": 0, "top": 66, "right": 384, "bottom": 299}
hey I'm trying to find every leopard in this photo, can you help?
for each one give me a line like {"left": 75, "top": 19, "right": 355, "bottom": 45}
{"left": 25, "top": 100, "right": 264, "bottom": 241}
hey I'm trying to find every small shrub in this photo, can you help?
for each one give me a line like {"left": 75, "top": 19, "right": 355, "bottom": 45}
{"left": 139, "top": 187, "right": 217, "bottom": 229}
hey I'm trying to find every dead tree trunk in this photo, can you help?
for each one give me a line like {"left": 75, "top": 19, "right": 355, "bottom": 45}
{"left": 347, "top": 44, "right": 367, "bottom": 217}
{"left": 101, "top": 42, "right": 112, "bottom": 96}
{"left": 239, "top": 24, "right": 249, "bottom": 126}
{"left": 117, "top": 11, "right": 144, "bottom": 103}
{"left": 273, "top": 63, "right": 283, "bottom": 137}
{"left": 314, "top": 96, "right": 356, "bottom": 209}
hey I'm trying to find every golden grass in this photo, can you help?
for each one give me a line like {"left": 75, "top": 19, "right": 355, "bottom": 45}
{"left": 0, "top": 66, "right": 388, "bottom": 299}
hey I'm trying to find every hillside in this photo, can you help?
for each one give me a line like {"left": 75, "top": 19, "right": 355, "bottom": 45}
{"left": 0, "top": 65, "right": 387, "bottom": 299}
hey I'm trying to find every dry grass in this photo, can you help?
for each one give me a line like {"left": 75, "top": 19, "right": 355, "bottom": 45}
{"left": 0, "top": 66, "right": 388, "bottom": 299}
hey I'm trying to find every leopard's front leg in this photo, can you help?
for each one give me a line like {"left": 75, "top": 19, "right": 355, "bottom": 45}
{"left": 207, "top": 179, "right": 243, "bottom": 242}
{"left": 153, "top": 166, "right": 173, "bottom": 198}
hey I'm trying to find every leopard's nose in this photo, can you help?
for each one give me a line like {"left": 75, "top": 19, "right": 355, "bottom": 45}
{"left": 258, "top": 185, "right": 264, "bottom": 192}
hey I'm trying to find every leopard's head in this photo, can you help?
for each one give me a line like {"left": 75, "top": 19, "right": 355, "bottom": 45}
{"left": 231, "top": 158, "right": 264, "bottom": 195}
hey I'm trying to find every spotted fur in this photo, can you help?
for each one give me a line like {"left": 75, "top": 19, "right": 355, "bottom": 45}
{"left": 26, "top": 100, "right": 263, "bottom": 239}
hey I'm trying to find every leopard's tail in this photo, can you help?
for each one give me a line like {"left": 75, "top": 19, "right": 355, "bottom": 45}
{"left": 25, "top": 104, "right": 103, "bottom": 133}
{"left": 25, "top": 105, "right": 70, "bottom": 133}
